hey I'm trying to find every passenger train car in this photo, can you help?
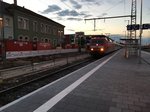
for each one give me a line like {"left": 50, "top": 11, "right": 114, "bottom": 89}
{"left": 89, "top": 35, "right": 120, "bottom": 57}
{"left": 0, "top": 39, "right": 79, "bottom": 60}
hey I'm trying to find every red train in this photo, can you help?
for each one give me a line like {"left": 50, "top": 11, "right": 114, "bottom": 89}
{"left": 89, "top": 35, "right": 120, "bottom": 57}
{"left": 0, "top": 39, "right": 77, "bottom": 59}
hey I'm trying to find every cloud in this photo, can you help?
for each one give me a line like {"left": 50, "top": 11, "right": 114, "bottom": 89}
{"left": 66, "top": 29, "right": 75, "bottom": 31}
{"left": 81, "top": 0, "right": 103, "bottom": 6}
{"left": 61, "top": 0, "right": 67, "bottom": 2}
{"left": 57, "top": 9, "right": 84, "bottom": 17}
{"left": 67, "top": 17, "right": 83, "bottom": 21}
{"left": 105, "top": 0, "right": 124, "bottom": 5}
{"left": 41, "top": 5, "right": 61, "bottom": 14}
{"left": 69, "top": 0, "right": 82, "bottom": 9}
{"left": 60, "top": 0, "right": 82, "bottom": 9}
{"left": 81, "top": 0, "right": 123, "bottom": 6}
{"left": 98, "top": 13, "right": 108, "bottom": 17}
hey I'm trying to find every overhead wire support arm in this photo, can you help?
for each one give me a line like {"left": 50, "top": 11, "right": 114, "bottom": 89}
{"left": 94, "top": 19, "right": 96, "bottom": 31}
{"left": 84, "top": 15, "right": 133, "bottom": 21}
{"left": 84, "top": 15, "right": 135, "bottom": 32}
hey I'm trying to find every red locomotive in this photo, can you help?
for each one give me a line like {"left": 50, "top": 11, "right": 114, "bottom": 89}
{"left": 89, "top": 35, "right": 119, "bottom": 57}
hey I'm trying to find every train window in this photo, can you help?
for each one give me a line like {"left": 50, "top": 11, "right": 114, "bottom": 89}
{"left": 91, "top": 39, "right": 105, "bottom": 44}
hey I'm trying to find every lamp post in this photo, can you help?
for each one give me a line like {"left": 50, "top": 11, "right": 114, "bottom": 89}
{"left": 125, "top": 20, "right": 130, "bottom": 39}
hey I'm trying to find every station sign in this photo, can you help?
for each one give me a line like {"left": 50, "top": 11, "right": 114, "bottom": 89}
{"left": 142, "top": 24, "right": 150, "bottom": 29}
{"left": 127, "top": 24, "right": 150, "bottom": 30}
{"left": 127, "top": 24, "right": 139, "bottom": 30}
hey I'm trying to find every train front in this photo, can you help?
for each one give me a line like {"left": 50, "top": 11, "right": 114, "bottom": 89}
{"left": 89, "top": 37, "right": 106, "bottom": 57}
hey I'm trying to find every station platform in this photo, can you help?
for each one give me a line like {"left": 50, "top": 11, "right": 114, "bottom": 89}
{"left": 0, "top": 49, "right": 150, "bottom": 112}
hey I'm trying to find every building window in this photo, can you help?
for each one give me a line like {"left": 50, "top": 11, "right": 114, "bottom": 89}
{"left": 45, "top": 25, "right": 48, "bottom": 34}
{"left": 53, "top": 28, "right": 57, "bottom": 35}
{"left": 33, "top": 21, "right": 38, "bottom": 32}
{"left": 5, "top": 18, "right": 10, "bottom": 26}
{"left": 18, "top": 17, "right": 23, "bottom": 29}
{"left": 48, "top": 26, "right": 51, "bottom": 34}
{"left": 18, "top": 17, "right": 29, "bottom": 30}
{"left": 23, "top": 19, "right": 29, "bottom": 30}
{"left": 40, "top": 23, "right": 45, "bottom": 33}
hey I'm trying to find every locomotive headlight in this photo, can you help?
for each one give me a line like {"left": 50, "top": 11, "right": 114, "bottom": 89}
{"left": 91, "top": 48, "right": 94, "bottom": 51}
{"left": 100, "top": 47, "right": 104, "bottom": 52}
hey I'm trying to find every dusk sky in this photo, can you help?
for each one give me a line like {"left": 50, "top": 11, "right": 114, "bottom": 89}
{"left": 3, "top": 0, "right": 150, "bottom": 38}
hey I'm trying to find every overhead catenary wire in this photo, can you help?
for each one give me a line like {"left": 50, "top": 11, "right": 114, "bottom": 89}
{"left": 102, "top": 0, "right": 124, "bottom": 14}
{"left": 84, "top": 0, "right": 128, "bottom": 31}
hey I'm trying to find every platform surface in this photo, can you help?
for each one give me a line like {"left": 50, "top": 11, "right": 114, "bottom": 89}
{"left": 0, "top": 50, "right": 150, "bottom": 112}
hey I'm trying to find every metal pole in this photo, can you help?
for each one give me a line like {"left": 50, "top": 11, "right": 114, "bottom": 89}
{"left": 0, "top": 1, "right": 6, "bottom": 66}
{"left": 125, "top": 20, "right": 130, "bottom": 39}
{"left": 139, "top": 0, "right": 143, "bottom": 64}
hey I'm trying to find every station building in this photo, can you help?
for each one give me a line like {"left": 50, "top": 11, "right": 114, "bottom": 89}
{"left": 0, "top": 1, "right": 65, "bottom": 49}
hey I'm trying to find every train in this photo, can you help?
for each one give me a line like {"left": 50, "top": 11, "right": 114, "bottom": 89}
{"left": 89, "top": 35, "right": 121, "bottom": 57}
{"left": 0, "top": 39, "right": 79, "bottom": 60}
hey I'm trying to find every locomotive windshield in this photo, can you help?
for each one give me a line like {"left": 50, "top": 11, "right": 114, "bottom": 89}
{"left": 90, "top": 39, "right": 105, "bottom": 44}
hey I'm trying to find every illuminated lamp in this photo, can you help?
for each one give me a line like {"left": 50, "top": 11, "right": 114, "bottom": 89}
{"left": 91, "top": 48, "right": 94, "bottom": 51}
{"left": 100, "top": 48, "right": 104, "bottom": 52}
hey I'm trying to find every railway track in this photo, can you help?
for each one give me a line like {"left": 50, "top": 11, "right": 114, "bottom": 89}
{"left": 0, "top": 58, "right": 96, "bottom": 107}
{"left": 0, "top": 52, "right": 89, "bottom": 80}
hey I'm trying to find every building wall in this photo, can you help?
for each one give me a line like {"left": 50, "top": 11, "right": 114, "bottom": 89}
{"left": 4, "top": 15, "right": 14, "bottom": 39}
{"left": 13, "top": 9, "right": 64, "bottom": 48}
{"left": 0, "top": 1, "right": 65, "bottom": 48}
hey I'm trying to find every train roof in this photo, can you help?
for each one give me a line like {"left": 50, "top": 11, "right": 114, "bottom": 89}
{"left": 85, "top": 35, "right": 107, "bottom": 38}
{"left": 90, "top": 35, "right": 109, "bottom": 39}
